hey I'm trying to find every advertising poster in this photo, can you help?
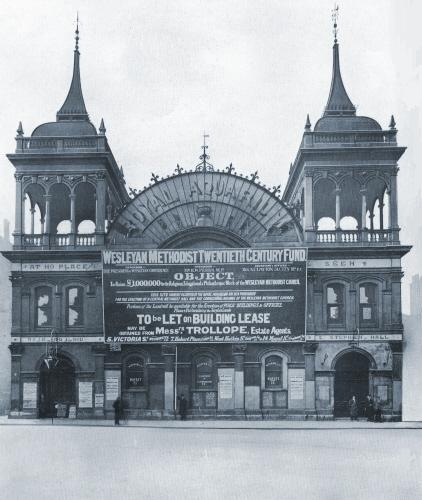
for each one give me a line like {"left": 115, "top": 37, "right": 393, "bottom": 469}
{"left": 22, "top": 382, "right": 37, "bottom": 409}
{"left": 103, "top": 248, "right": 307, "bottom": 343}
{"left": 78, "top": 381, "right": 93, "bottom": 408}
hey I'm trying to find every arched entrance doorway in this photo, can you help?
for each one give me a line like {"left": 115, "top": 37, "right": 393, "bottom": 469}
{"left": 39, "top": 355, "right": 76, "bottom": 417}
{"left": 334, "top": 351, "right": 371, "bottom": 418}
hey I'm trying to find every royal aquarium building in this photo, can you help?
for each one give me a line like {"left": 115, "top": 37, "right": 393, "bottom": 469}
{"left": 3, "top": 25, "right": 410, "bottom": 421}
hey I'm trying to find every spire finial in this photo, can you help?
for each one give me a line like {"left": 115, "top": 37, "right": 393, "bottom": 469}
{"left": 56, "top": 16, "right": 89, "bottom": 121}
{"left": 305, "top": 114, "right": 311, "bottom": 130}
{"left": 75, "top": 13, "right": 80, "bottom": 52}
{"left": 332, "top": 3, "right": 339, "bottom": 44}
{"left": 195, "top": 132, "right": 214, "bottom": 172}
{"left": 323, "top": 5, "right": 356, "bottom": 117}
{"left": 99, "top": 118, "right": 106, "bottom": 134}
{"left": 16, "top": 121, "right": 24, "bottom": 137}
{"left": 389, "top": 115, "right": 396, "bottom": 129}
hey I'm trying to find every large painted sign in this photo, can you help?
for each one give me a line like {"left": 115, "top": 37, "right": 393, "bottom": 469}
{"left": 107, "top": 171, "right": 301, "bottom": 245}
{"left": 103, "top": 248, "right": 307, "bottom": 343}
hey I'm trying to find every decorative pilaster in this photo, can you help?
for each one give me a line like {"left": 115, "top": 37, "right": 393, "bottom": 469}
{"left": 95, "top": 173, "right": 106, "bottom": 245}
{"left": 92, "top": 344, "right": 107, "bottom": 417}
{"left": 232, "top": 344, "right": 246, "bottom": 409}
{"left": 13, "top": 174, "right": 23, "bottom": 245}
{"left": 9, "top": 344, "right": 24, "bottom": 413}
{"left": 162, "top": 345, "right": 176, "bottom": 411}
{"left": 303, "top": 343, "right": 317, "bottom": 411}
{"left": 389, "top": 341, "right": 402, "bottom": 417}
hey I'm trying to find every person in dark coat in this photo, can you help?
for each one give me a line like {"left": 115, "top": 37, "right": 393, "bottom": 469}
{"left": 349, "top": 395, "right": 358, "bottom": 421}
{"left": 179, "top": 393, "right": 188, "bottom": 421}
{"left": 374, "top": 398, "right": 383, "bottom": 422}
{"left": 364, "top": 395, "right": 374, "bottom": 422}
{"left": 113, "top": 396, "right": 122, "bottom": 425}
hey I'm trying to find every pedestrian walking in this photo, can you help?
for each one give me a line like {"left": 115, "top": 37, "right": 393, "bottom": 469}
{"left": 364, "top": 394, "right": 374, "bottom": 422}
{"left": 349, "top": 395, "right": 359, "bottom": 421}
{"left": 374, "top": 398, "right": 383, "bottom": 422}
{"left": 179, "top": 393, "right": 188, "bottom": 421}
{"left": 113, "top": 396, "right": 122, "bottom": 425}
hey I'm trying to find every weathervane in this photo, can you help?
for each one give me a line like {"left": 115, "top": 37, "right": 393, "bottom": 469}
{"left": 195, "top": 132, "right": 214, "bottom": 172}
{"left": 332, "top": 3, "right": 339, "bottom": 43}
{"left": 75, "top": 12, "right": 80, "bottom": 51}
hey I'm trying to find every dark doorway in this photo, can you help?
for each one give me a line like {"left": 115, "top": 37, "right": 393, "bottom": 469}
{"left": 39, "top": 355, "right": 76, "bottom": 418}
{"left": 334, "top": 351, "right": 370, "bottom": 418}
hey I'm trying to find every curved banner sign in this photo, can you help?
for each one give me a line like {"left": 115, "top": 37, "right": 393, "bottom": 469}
{"left": 102, "top": 247, "right": 307, "bottom": 343}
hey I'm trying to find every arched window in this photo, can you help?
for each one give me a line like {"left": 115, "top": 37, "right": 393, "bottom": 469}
{"left": 194, "top": 355, "right": 215, "bottom": 390}
{"left": 359, "top": 283, "right": 377, "bottom": 326}
{"left": 327, "top": 284, "right": 345, "bottom": 326}
{"left": 35, "top": 286, "right": 53, "bottom": 328}
{"left": 125, "top": 357, "right": 145, "bottom": 389}
{"left": 66, "top": 286, "right": 84, "bottom": 327}
{"left": 265, "top": 355, "right": 283, "bottom": 389}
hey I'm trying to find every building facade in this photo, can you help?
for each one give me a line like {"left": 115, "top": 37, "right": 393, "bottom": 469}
{"left": 3, "top": 24, "right": 410, "bottom": 420}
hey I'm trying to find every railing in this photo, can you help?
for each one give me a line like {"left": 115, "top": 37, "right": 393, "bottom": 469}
{"left": 52, "top": 234, "right": 70, "bottom": 246}
{"left": 305, "top": 130, "right": 397, "bottom": 148}
{"left": 15, "top": 135, "right": 107, "bottom": 153}
{"left": 23, "top": 234, "right": 43, "bottom": 246}
{"left": 19, "top": 233, "right": 98, "bottom": 248}
{"left": 316, "top": 229, "right": 394, "bottom": 244}
{"left": 76, "top": 234, "right": 96, "bottom": 246}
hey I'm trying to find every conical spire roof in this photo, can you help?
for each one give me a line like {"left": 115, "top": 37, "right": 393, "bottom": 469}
{"left": 323, "top": 40, "right": 356, "bottom": 117}
{"left": 56, "top": 21, "right": 89, "bottom": 121}
{"left": 324, "top": 37, "right": 356, "bottom": 116}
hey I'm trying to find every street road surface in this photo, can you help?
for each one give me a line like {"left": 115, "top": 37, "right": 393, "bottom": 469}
{"left": 0, "top": 424, "right": 421, "bottom": 500}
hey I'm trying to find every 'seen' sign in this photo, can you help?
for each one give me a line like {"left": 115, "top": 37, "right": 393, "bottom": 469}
{"left": 102, "top": 248, "right": 307, "bottom": 344}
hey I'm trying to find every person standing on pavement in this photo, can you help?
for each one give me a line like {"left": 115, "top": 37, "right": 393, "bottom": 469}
{"left": 349, "top": 395, "right": 359, "bottom": 421}
{"left": 364, "top": 394, "right": 374, "bottom": 422}
{"left": 179, "top": 394, "right": 188, "bottom": 421}
{"left": 113, "top": 396, "right": 122, "bottom": 425}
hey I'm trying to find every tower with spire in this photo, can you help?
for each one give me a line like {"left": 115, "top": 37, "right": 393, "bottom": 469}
{"left": 283, "top": 6, "right": 408, "bottom": 420}
{"left": 8, "top": 19, "right": 129, "bottom": 250}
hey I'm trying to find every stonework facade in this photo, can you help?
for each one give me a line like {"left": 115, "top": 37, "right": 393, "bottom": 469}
{"left": 2, "top": 26, "right": 410, "bottom": 420}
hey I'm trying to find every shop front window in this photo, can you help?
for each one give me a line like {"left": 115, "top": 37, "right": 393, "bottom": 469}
{"left": 265, "top": 355, "right": 283, "bottom": 389}
{"left": 125, "top": 357, "right": 145, "bottom": 389}
{"left": 66, "top": 286, "right": 84, "bottom": 327}
{"left": 35, "top": 287, "right": 52, "bottom": 327}
{"left": 359, "top": 283, "right": 377, "bottom": 326}
{"left": 195, "top": 356, "right": 214, "bottom": 390}
{"left": 327, "top": 284, "right": 344, "bottom": 326}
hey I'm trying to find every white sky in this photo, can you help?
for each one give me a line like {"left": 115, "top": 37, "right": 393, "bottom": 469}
{"left": 0, "top": 0, "right": 421, "bottom": 311}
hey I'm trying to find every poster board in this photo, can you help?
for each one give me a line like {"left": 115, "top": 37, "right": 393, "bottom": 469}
{"left": 103, "top": 248, "right": 307, "bottom": 343}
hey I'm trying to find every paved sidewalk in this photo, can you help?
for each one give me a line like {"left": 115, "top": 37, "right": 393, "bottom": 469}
{"left": 1, "top": 415, "right": 421, "bottom": 429}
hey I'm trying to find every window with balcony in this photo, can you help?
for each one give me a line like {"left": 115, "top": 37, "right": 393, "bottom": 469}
{"left": 66, "top": 286, "right": 84, "bottom": 327}
{"left": 35, "top": 287, "right": 53, "bottom": 328}
{"left": 359, "top": 283, "right": 377, "bottom": 326}
{"left": 327, "top": 284, "right": 345, "bottom": 326}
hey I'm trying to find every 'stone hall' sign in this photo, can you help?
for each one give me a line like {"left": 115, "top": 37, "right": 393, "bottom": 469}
{"left": 102, "top": 248, "right": 307, "bottom": 344}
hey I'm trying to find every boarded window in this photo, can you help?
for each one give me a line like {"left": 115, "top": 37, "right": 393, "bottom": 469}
{"left": 125, "top": 358, "right": 144, "bottom": 389}
{"left": 36, "top": 287, "right": 52, "bottom": 327}
{"left": 359, "top": 283, "right": 377, "bottom": 325}
{"left": 195, "top": 356, "right": 214, "bottom": 389}
{"left": 67, "top": 287, "right": 84, "bottom": 327}
{"left": 327, "top": 284, "right": 344, "bottom": 325}
{"left": 265, "top": 355, "right": 283, "bottom": 389}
